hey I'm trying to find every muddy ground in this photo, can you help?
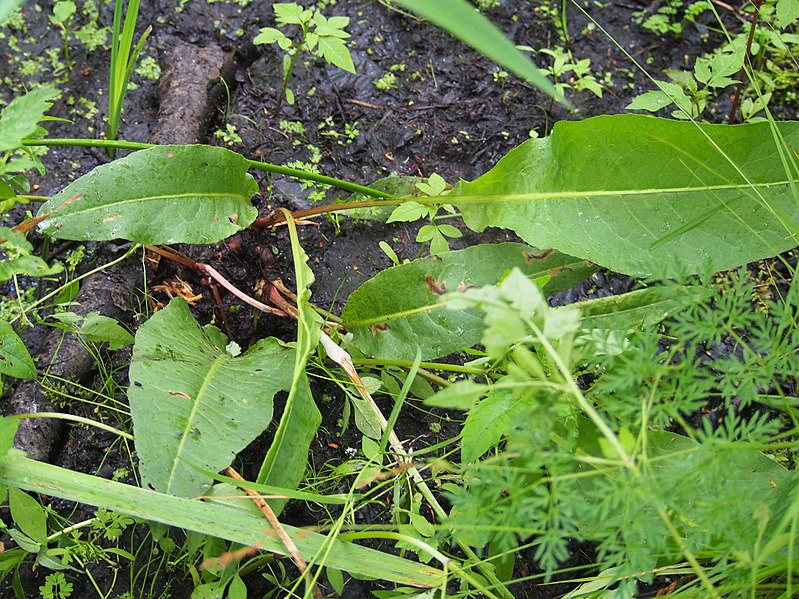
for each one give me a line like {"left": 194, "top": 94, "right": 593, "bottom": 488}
{"left": 0, "top": 0, "right": 752, "bottom": 597}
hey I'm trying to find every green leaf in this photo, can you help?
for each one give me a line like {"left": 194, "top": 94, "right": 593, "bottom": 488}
{"left": 342, "top": 243, "right": 593, "bottom": 361}
{"left": 0, "top": 321, "right": 36, "bottom": 380}
{"left": 576, "top": 285, "right": 701, "bottom": 332}
{"left": 37, "top": 145, "right": 258, "bottom": 244}
{"left": 0, "top": 0, "right": 26, "bottom": 25}
{"left": 0, "top": 418, "right": 18, "bottom": 457}
{"left": 274, "top": 2, "right": 310, "bottom": 26}
{"left": 227, "top": 575, "right": 246, "bottom": 599}
{"left": 256, "top": 220, "right": 321, "bottom": 514}
{"left": 253, "top": 27, "right": 289, "bottom": 46}
{"left": 425, "top": 380, "right": 487, "bottom": 411}
{"left": 79, "top": 312, "right": 134, "bottom": 350}
{"left": 128, "top": 298, "right": 295, "bottom": 499}
{"left": 391, "top": 0, "right": 562, "bottom": 103}
{"left": 388, "top": 201, "right": 428, "bottom": 223}
{"left": 0, "top": 255, "right": 64, "bottom": 281}
{"left": 0, "top": 452, "right": 445, "bottom": 587}
{"left": 50, "top": 0, "right": 75, "bottom": 24}
{"left": 316, "top": 36, "right": 356, "bottom": 73}
{"left": 461, "top": 388, "right": 529, "bottom": 464}
{"left": 777, "top": 0, "right": 799, "bottom": 28}
{"left": 0, "top": 87, "right": 59, "bottom": 153}
{"left": 449, "top": 114, "right": 799, "bottom": 277}
{"left": 9, "top": 487, "right": 47, "bottom": 545}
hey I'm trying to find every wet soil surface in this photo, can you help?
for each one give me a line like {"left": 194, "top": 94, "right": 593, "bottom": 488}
{"left": 0, "top": 0, "right": 752, "bottom": 596}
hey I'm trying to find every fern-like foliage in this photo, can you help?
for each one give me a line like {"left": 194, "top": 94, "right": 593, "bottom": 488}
{"left": 429, "top": 266, "right": 799, "bottom": 595}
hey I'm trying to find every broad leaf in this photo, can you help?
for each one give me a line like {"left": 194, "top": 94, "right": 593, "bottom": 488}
{"left": 129, "top": 298, "right": 295, "bottom": 498}
{"left": 342, "top": 243, "right": 594, "bottom": 361}
{"left": 0, "top": 321, "right": 36, "bottom": 380}
{"left": 450, "top": 115, "right": 799, "bottom": 277}
{"left": 0, "top": 87, "right": 58, "bottom": 152}
{"left": 392, "top": 0, "right": 562, "bottom": 103}
{"left": 9, "top": 487, "right": 47, "bottom": 545}
{"left": 37, "top": 145, "right": 258, "bottom": 244}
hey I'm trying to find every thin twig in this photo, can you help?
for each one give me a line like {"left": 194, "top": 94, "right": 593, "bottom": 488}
{"left": 225, "top": 467, "right": 323, "bottom": 599}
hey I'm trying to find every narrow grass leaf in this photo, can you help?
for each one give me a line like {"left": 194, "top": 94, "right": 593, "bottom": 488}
{"left": 450, "top": 114, "right": 799, "bottom": 277}
{"left": 391, "top": 0, "right": 562, "bottom": 103}
{"left": 37, "top": 145, "right": 258, "bottom": 244}
{"left": 256, "top": 212, "right": 321, "bottom": 514}
{"left": 0, "top": 450, "right": 445, "bottom": 587}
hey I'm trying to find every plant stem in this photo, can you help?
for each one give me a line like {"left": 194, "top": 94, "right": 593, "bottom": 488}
{"left": 352, "top": 357, "right": 484, "bottom": 376}
{"left": 22, "top": 139, "right": 395, "bottom": 199}
{"left": 728, "top": 0, "right": 762, "bottom": 124}
{"left": 275, "top": 26, "right": 308, "bottom": 114}
{"left": 9, "top": 412, "right": 133, "bottom": 440}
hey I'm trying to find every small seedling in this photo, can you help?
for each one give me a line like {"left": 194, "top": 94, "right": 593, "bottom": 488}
{"left": 214, "top": 123, "right": 242, "bottom": 147}
{"left": 49, "top": 1, "right": 76, "bottom": 70}
{"left": 386, "top": 173, "right": 461, "bottom": 256}
{"left": 254, "top": 2, "right": 355, "bottom": 111}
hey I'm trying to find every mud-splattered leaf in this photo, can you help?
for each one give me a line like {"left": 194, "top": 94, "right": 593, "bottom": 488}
{"left": 450, "top": 114, "right": 799, "bottom": 277}
{"left": 37, "top": 145, "right": 258, "bottom": 244}
{"left": 129, "top": 298, "right": 295, "bottom": 499}
{"left": 0, "top": 321, "right": 36, "bottom": 380}
{"left": 342, "top": 243, "right": 593, "bottom": 361}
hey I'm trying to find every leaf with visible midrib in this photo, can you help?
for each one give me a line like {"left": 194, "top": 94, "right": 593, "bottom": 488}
{"left": 450, "top": 114, "right": 799, "bottom": 277}
{"left": 37, "top": 145, "right": 258, "bottom": 245}
{"left": 342, "top": 243, "right": 594, "bottom": 361}
{"left": 128, "top": 298, "right": 295, "bottom": 498}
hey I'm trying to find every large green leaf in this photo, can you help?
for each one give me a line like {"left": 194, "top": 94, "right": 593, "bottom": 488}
{"left": 0, "top": 445, "right": 444, "bottom": 586}
{"left": 0, "top": 0, "right": 27, "bottom": 26}
{"left": 450, "top": 115, "right": 799, "bottom": 277}
{"left": 128, "top": 298, "right": 295, "bottom": 498}
{"left": 391, "top": 0, "right": 561, "bottom": 103}
{"left": 37, "top": 145, "right": 258, "bottom": 244}
{"left": 0, "top": 86, "right": 57, "bottom": 152}
{"left": 342, "top": 243, "right": 594, "bottom": 361}
{"left": 0, "top": 321, "right": 36, "bottom": 380}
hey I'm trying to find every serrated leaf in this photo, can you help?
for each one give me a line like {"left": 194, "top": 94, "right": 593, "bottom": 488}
{"left": 0, "top": 255, "right": 63, "bottom": 281}
{"left": 0, "top": 87, "right": 59, "bottom": 153}
{"left": 0, "top": 321, "right": 36, "bottom": 380}
{"left": 342, "top": 243, "right": 593, "bottom": 361}
{"left": 37, "top": 145, "right": 258, "bottom": 244}
{"left": 461, "top": 388, "right": 529, "bottom": 464}
{"left": 129, "top": 298, "right": 295, "bottom": 498}
{"left": 450, "top": 114, "right": 799, "bottom": 277}
{"left": 253, "top": 27, "right": 288, "bottom": 46}
{"left": 388, "top": 201, "right": 428, "bottom": 223}
{"left": 316, "top": 36, "right": 355, "bottom": 73}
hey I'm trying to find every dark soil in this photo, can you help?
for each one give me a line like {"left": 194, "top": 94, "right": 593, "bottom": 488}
{"left": 0, "top": 0, "right": 751, "bottom": 597}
